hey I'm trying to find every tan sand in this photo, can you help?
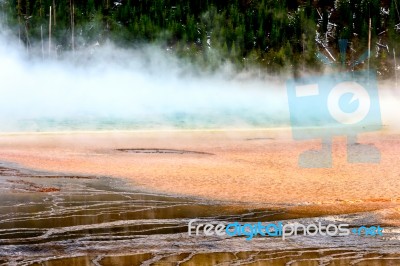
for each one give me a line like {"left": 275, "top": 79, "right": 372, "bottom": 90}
{"left": 0, "top": 129, "right": 399, "bottom": 223}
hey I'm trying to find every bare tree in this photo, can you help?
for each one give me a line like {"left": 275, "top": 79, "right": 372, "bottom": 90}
{"left": 53, "top": 0, "right": 56, "bottom": 26}
{"left": 70, "top": 0, "right": 75, "bottom": 54}
{"left": 49, "top": 6, "right": 52, "bottom": 57}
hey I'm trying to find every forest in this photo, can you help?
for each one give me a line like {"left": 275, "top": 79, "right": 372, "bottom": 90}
{"left": 1, "top": 0, "right": 400, "bottom": 77}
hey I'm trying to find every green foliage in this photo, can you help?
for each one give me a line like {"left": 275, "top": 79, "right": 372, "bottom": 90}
{"left": 2, "top": 0, "right": 400, "bottom": 75}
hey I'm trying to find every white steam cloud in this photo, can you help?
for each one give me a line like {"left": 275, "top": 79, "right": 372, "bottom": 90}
{"left": 0, "top": 29, "right": 399, "bottom": 132}
{"left": 0, "top": 30, "right": 289, "bottom": 132}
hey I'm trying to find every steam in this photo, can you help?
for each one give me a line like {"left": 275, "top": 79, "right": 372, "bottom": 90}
{"left": 0, "top": 29, "right": 399, "bottom": 133}
{"left": 0, "top": 30, "right": 289, "bottom": 132}
{"left": 377, "top": 80, "right": 400, "bottom": 131}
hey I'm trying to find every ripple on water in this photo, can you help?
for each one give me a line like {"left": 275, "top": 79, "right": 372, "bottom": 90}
{"left": 0, "top": 163, "right": 399, "bottom": 265}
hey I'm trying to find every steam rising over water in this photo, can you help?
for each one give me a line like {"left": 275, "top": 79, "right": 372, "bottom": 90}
{"left": 0, "top": 32, "right": 289, "bottom": 132}
{"left": 1, "top": 29, "right": 400, "bottom": 133}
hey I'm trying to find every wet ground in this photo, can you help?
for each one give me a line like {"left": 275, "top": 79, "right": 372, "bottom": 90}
{"left": 0, "top": 162, "right": 399, "bottom": 266}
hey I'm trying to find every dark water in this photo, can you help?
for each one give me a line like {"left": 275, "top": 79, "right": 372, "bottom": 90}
{"left": 0, "top": 163, "right": 399, "bottom": 266}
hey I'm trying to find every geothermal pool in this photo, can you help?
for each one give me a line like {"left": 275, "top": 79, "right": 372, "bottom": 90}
{"left": 1, "top": 29, "right": 400, "bottom": 265}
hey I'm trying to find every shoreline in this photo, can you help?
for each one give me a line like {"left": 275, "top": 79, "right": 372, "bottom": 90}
{"left": 2, "top": 163, "right": 399, "bottom": 265}
{"left": 0, "top": 124, "right": 394, "bottom": 135}
{"left": 0, "top": 160, "right": 397, "bottom": 227}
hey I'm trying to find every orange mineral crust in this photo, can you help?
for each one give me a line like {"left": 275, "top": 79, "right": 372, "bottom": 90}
{"left": 0, "top": 129, "right": 399, "bottom": 209}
